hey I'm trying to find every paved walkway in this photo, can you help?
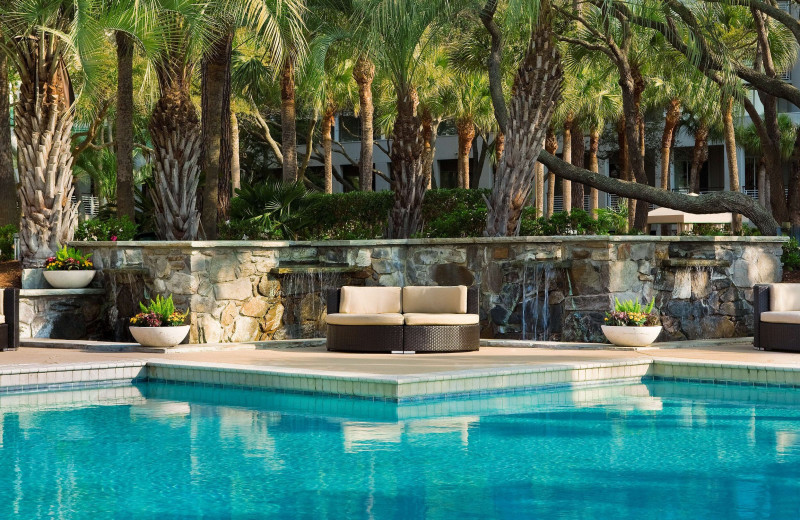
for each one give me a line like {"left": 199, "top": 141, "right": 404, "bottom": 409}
{"left": 4, "top": 338, "right": 800, "bottom": 376}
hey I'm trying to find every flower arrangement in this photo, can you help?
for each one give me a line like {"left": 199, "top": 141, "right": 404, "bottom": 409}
{"left": 604, "top": 297, "right": 660, "bottom": 327}
{"left": 44, "top": 245, "right": 93, "bottom": 271}
{"left": 130, "top": 295, "right": 187, "bottom": 327}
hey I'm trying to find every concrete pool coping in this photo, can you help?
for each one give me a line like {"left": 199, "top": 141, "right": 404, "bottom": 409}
{"left": 4, "top": 340, "right": 800, "bottom": 401}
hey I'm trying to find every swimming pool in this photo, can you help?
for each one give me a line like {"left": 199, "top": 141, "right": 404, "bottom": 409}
{"left": 1, "top": 381, "right": 799, "bottom": 519}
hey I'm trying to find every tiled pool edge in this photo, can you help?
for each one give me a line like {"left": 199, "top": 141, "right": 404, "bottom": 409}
{"left": 0, "top": 361, "right": 147, "bottom": 394}
{"left": 5, "top": 359, "right": 800, "bottom": 401}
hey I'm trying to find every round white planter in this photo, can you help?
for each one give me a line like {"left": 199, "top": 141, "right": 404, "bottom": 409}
{"left": 601, "top": 325, "right": 662, "bottom": 348}
{"left": 130, "top": 326, "right": 190, "bottom": 348}
{"left": 43, "top": 270, "right": 95, "bottom": 289}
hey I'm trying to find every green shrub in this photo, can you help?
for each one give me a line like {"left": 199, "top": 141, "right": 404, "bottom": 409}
{"left": 416, "top": 207, "right": 487, "bottom": 238}
{"left": 0, "top": 224, "right": 16, "bottom": 261}
{"left": 301, "top": 191, "right": 394, "bottom": 240}
{"left": 519, "top": 209, "right": 623, "bottom": 236}
{"left": 231, "top": 181, "right": 314, "bottom": 239}
{"left": 782, "top": 238, "right": 800, "bottom": 271}
{"left": 75, "top": 216, "right": 138, "bottom": 241}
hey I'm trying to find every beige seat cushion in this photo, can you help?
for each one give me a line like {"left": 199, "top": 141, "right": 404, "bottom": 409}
{"left": 327, "top": 313, "right": 404, "bottom": 326}
{"left": 339, "top": 286, "right": 402, "bottom": 314}
{"left": 0, "top": 314, "right": 6, "bottom": 325}
{"left": 760, "top": 311, "right": 800, "bottom": 325}
{"left": 403, "top": 286, "right": 467, "bottom": 314}
{"left": 769, "top": 284, "right": 800, "bottom": 312}
{"left": 403, "top": 313, "right": 479, "bottom": 326}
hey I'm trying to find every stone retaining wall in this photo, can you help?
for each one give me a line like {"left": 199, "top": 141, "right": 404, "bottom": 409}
{"left": 73, "top": 236, "right": 786, "bottom": 344}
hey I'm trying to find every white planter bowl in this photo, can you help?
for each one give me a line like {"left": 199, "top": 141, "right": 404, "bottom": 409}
{"left": 43, "top": 270, "right": 95, "bottom": 289}
{"left": 602, "top": 325, "right": 662, "bottom": 347}
{"left": 130, "top": 326, "right": 190, "bottom": 348}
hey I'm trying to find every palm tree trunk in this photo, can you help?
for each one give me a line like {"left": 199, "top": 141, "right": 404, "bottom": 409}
{"left": 545, "top": 129, "right": 557, "bottom": 218}
{"left": 115, "top": 32, "right": 135, "bottom": 223}
{"left": 722, "top": 94, "right": 742, "bottom": 233}
{"left": 534, "top": 161, "right": 544, "bottom": 218}
{"left": 150, "top": 86, "right": 202, "bottom": 240}
{"left": 588, "top": 127, "right": 600, "bottom": 217}
{"left": 570, "top": 120, "right": 585, "bottom": 211}
{"left": 660, "top": 98, "right": 680, "bottom": 191}
{"left": 690, "top": 122, "right": 709, "bottom": 194}
{"left": 0, "top": 53, "right": 17, "bottom": 228}
{"left": 485, "top": 21, "right": 562, "bottom": 236}
{"left": 456, "top": 118, "right": 475, "bottom": 189}
{"left": 231, "top": 112, "right": 241, "bottom": 193}
{"left": 280, "top": 56, "right": 297, "bottom": 183}
{"left": 495, "top": 130, "right": 505, "bottom": 165}
{"left": 388, "top": 87, "right": 426, "bottom": 238}
{"left": 422, "top": 108, "right": 433, "bottom": 189}
{"left": 353, "top": 54, "right": 375, "bottom": 191}
{"left": 201, "top": 28, "right": 233, "bottom": 239}
{"left": 16, "top": 58, "right": 77, "bottom": 265}
{"left": 561, "top": 117, "right": 572, "bottom": 212}
{"left": 618, "top": 118, "right": 634, "bottom": 231}
{"left": 322, "top": 105, "right": 335, "bottom": 194}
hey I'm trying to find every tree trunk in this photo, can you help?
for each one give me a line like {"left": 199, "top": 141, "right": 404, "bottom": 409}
{"left": 758, "top": 157, "right": 767, "bottom": 209}
{"left": 115, "top": 32, "right": 135, "bottom": 222}
{"left": 16, "top": 59, "right": 77, "bottom": 265}
{"left": 495, "top": 130, "right": 505, "bottom": 165}
{"left": 201, "top": 28, "right": 233, "bottom": 239}
{"left": 588, "top": 127, "right": 600, "bottom": 217}
{"left": 388, "top": 87, "right": 426, "bottom": 238}
{"left": 456, "top": 117, "right": 475, "bottom": 189}
{"left": 545, "top": 129, "right": 558, "bottom": 218}
{"left": 485, "top": 21, "right": 562, "bottom": 236}
{"left": 0, "top": 54, "right": 12, "bottom": 223}
{"left": 280, "top": 56, "right": 297, "bottom": 183}
{"left": 322, "top": 105, "right": 335, "bottom": 194}
{"left": 690, "top": 122, "right": 709, "bottom": 194}
{"left": 570, "top": 120, "right": 585, "bottom": 211}
{"left": 561, "top": 117, "right": 572, "bottom": 212}
{"left": 660, "top": 98, "right": 681, "bottom": 191}
{"left": 538, "top": 151, "right": 779, "bottom": 235}
{"left": 534, "top": 160, "right": 544, "bottom": 218}
{"left": 722, "top": 94, "right": 742, "bottom": 234}
{"left": 353, "top": 54, "right": 375, "bottom": 191}
{"left": 422, "top": 109, "right": 433, "bottom": 189}
{"left": 231, "top": 112, "right": 241, "bottom": 193}
{"left": 150, "top": 87, "right": 202, "bottom": 240}
{"left": 618, "top": 119, "right": 633, "bottom": 230}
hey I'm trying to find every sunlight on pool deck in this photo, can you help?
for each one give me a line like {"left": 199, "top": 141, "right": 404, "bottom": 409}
{"left": 4, "top": 339, "right": 800, "bottom": 375}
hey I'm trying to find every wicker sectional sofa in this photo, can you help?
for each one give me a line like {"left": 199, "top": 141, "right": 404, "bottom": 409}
{"left": 754, "top": 283, "right": 800, "bottom": 352}
{"left": 326, "top": 285, "right": 480, "bottom": 353}
{"left": 0, "top": 288, "right": 19, "bottom": 351}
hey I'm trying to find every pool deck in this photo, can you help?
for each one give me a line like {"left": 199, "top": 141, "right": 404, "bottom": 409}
{"left": 3, "top": 338, "right": 800, "bottom": 401}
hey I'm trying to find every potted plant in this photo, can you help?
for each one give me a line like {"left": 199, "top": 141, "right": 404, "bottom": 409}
{"left": 129, "top": 295, "right": 190, "bottom": 348}
{"left": 601, "top": 297, "right": 662, "bottom": 347}
{"left": 43, "top": 245, "right": 96, "bottom": 289}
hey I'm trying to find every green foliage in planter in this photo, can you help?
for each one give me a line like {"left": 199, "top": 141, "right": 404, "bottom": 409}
{"left": 44, "top": 245, "right": 93, "bottom": 270}
{"left": 0, "top": 224, "right": 17, "bottom": 261}
{"left": 131, "top": 294, "right": 187, "bottom": 327}
{"left": 75, "top": 216, "right": 138, "bottom": 241}
{"left": 782, "top": 238, "right": 800, "bottom": 271}
{"left": 519, "top": 209, "right": 627, "bottom": 236}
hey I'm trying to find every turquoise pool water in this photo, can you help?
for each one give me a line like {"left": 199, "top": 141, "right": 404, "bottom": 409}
{"left": 2, "top": 381, "right": 800, "bottom": 519}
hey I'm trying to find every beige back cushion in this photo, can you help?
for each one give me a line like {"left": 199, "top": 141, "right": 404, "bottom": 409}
{"left": 403, "top": 286, "right": 467, "bottom": 314}
{"left": 770, "top": 284, "right": 800, "bottom": 312}
{"left": 339, "top": 286, "right": 402, "bottom": 314}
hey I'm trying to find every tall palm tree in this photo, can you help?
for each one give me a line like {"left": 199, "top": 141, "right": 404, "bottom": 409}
{"left": 359, "top": 0, "right": 456, "bottom": 237}
{"left": 0, "top": 0, "right": 111, "bottom": 263}
{"left": 148, "top": 0, "right": 214, "bottom": 240}
{"left": 450, "top": 71, "right": 492, "bottom": 189}
{"left": 0, "top": 54, "right": 15, "bottom": 228}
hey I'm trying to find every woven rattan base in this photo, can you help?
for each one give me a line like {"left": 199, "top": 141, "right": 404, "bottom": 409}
{"left": 326, "top": 324, "right": 404, "bottom": 352}
{"left": 403, "top": 324, "right": 480, "bottom": 353}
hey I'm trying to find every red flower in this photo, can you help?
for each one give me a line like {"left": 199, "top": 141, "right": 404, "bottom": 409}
{"left": 111, "top": 236, "right": 118, "bottom": 242}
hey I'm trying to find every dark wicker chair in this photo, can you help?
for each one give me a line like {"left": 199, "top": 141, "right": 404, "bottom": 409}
{"left": 403, "top": 287, "right": 480, "bottom": 353}
{"left": 326, "top": 286, "right": 480, "bottom": 353}
{"left": 0, "top": 288, "right": 19, "bottom": 351}
{"left": 326, "top": 289, "right": 404, "bottom": 352}
{"left": 753, "top": 284, "right": 800, "bottom": 352}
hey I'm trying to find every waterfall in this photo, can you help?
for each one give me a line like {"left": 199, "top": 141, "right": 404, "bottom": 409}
{"left": 281, "top": 270, "right": 343, "bottom": 339}
{"left": 520, "top": 260, "right": 557, "bottom": 341}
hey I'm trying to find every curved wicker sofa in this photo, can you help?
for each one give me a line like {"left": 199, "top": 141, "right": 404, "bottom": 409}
{"left": 326, "top": 285, "right": 480, "bottom": 353}
{"left": 754, "top": 283, "right": 800, "bottom": 352}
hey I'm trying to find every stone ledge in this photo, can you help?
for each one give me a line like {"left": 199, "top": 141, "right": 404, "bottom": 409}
{"left": 20, "top": 288, "right": 106, "bottom": 297}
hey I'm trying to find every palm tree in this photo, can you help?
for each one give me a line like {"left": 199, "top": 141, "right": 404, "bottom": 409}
{"left": 359, "top": 0, "right": 456, "bottom": 237}
{"left": 451, "top": 71, "right": 492, "bottom": 189}
{"left": 0, "top": 54, "right": 15, "bottom": 228}
{"left": 0, "top": 0, "right": 111, "bottom": 263}
{"left": 147, "top": 0, "right": 214, "bottom": 240}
